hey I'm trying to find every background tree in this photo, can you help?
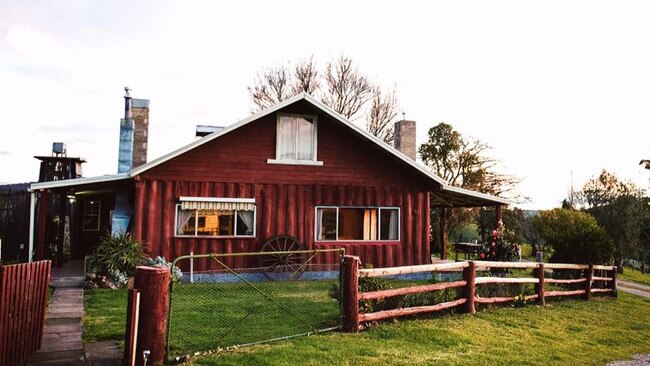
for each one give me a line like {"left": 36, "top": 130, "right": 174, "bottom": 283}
{"left": 532, "top": 209, "right": 614, "bottom": 265}
{"left": 577, "top": 170, "right": 648, "bottom": 272}
{"left": 641, "top": 159, "right": 650, "bottom": 170}
{"left": 419, "top": 123, "right": 521, "bottom": 250}
{"left": 476, "top": 207, "right": 524, "bottom": 244}
{"left": 248, "top": 54, "right": 399, "bottom": 144}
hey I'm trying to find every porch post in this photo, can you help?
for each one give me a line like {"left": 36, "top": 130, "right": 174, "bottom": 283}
{"left": 495, "top": 205, "right": 503, "bottom": 228}
{"left": 56, "top": 193, "right": 66, "bottom": 268}
{"left": 36, "top": 190, "right": 49, "bottom": 261}
{"left": 440, "top": 207, "right": 447, "bottom": 260}
{"left": 28, "top": 191, "right": 36, "bottom": 262}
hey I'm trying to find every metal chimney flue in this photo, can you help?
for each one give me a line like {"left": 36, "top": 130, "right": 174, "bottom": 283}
{"left": 117, "top": 87, "right": 149, "bottom": 173}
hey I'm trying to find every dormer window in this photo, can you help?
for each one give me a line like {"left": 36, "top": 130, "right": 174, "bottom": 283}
{"left": 267, "top": 113, "right": 323, "bottom": 166}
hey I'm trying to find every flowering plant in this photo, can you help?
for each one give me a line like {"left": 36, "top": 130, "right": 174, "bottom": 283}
{"left": 478, "top": 221, "right": 519, "bottom": 262}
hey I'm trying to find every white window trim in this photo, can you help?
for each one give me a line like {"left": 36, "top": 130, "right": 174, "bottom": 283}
{"left": 82, "top": 200, "right": 101, "bottom": 232}
{"left": 267, "top": 113, "right": 323, "bottom": 166}
{"left": 174, "top": 198, "right": 257, "bottom": 238}
{"left": 314, "top": 205, "right": 401, "bottom": 242}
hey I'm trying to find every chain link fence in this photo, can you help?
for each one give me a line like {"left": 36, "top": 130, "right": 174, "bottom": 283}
{"left": 166, "top": 248, "right": 344, "bottom": 363}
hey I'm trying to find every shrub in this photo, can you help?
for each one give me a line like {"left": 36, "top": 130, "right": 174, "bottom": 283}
{"left": 513, "top": 293, "right": 527, "bottom": 308}
{"left": 532, "top": 209, "right": 615, "bottom": 264}
{"left": 87, "top": 232, "right": 146, "bottom": 287}
{"left": 398, "top": 272, "right": 460, "bottom": 315}
{"left": 329, "top": 263, "right": 393, "bottom": 313}
{"left": 478, "top": 221, "right": 520, "bottom": 262}
{"left": 143, "top": 256, "right": 183, "bottom": 283}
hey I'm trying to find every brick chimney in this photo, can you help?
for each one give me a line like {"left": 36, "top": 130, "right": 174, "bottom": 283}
{"left": 131, "top": 98, "right": 149, "bottom": 168}
{"left": 393, "top": 120, "right": 416, "bottom": 160}
{"left": 118, "top": 87, "right": 149, "bottom": 173}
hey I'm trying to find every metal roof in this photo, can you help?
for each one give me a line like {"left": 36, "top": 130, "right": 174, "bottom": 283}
{"left": 29, "top": 93, "right": 509, "bottom": 207}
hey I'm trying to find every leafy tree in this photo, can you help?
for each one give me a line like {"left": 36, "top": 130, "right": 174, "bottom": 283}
{"left": 248, "top": 54, "right": 399, "bottom": 143}
{"left": 532, "top": 209, "right": 614, "bottom": 265}
{"left": 476, "top": 207, "right": 524, "bottom": 244}
{"left": 419, "top": 123, "right": 521, "bottom": 250}
{"left": 577, "top": 170, "right": 647, "bottom": 271}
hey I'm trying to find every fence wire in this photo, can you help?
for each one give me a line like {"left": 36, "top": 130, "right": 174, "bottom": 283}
{"left": 166, "top": 249, "right": 344, "bottom": 362}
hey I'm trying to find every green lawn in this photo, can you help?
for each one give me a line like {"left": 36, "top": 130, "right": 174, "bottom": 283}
{"left": 189, "top": 293, "right": 650, "bottom": 366}
{"left": 84, "top": 287, "right": 129, "bottom": 343}
{"left": 619, "top": 267, "right": 650, "bottom": 287}
{"left": 167, "top": 281, "right": 339, "bottom": 358}
{"left": 83, "top": 281, "right": 650, "bottom": 366}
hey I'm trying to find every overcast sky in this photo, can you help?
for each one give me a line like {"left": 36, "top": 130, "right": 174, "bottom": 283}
{"left": 1, "top": 0, "right": 648, "bottom": 209}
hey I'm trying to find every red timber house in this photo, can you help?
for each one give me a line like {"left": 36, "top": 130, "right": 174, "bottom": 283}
{"left": 28, "top": 92, "right": 508, "bottom": 270}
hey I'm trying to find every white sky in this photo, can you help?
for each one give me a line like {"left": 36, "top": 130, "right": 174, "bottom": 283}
{"left": 1, "top": 0, "right": 648, "bottom": 210}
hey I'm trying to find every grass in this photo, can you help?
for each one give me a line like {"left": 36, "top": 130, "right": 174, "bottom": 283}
{"left": 189, "top": 293, "right": 650, "bottom": 366}
{"left": 83, "top": 278, "right": 650, "bottom": 366}
{"left": 619, "top": 267, "right": 650, "bottom": 287}
{"left": 83, "top": 287, "right": 129, "bottom": 343}
{"left": 167, "top": 281, "right": 339, "bottom": 357}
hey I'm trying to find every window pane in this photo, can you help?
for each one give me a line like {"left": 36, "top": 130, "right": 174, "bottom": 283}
{"left": 296, "top": 117, "right": 314, "bottom": 160}
{"left": 338, "top": 208, "right": 378, "bottom": 240}
{"left": 277, "top": 117, "right": 296, "bottom": 160}
{"left": 197, "top": 210, "right": 234, "bottom": 236}
{"left": 83, "top": 201, "right": 101, "bottom": 231}
{"left": 316, "top": 208, "right": 337, "bottom": 240}
{"left": 380, "top": 209, "right": 399, "bottom": 240}
{"left": 236, "top": 210, "right": 255, "bottom": 236}
{"left": 177, "top": 209, "right": 196, "bottom": 235}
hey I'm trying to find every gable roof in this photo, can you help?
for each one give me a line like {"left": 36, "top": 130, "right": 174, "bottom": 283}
{"left": 29, "top": 93, "right": 510, "bottom": 206}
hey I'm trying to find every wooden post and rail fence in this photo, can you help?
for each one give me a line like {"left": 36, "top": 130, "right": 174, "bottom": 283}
{"left": 0, "top": 260, "right": 52, "bottom": 365}
{"left": 342, "top": 255, "right": 617, "bottom": 332}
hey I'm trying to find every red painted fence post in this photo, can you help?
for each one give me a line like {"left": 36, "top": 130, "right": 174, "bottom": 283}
{"left": 584, "top": 264, "right": 593, "bottom": 301}
{"left": 134, "top": 266, "right": 170, "bottom": 366}
{"left": 342, "top": 255, "right": 360, "bottom": 332}
{"left": 463, "top": 261, "right": 476, "bottom": 314}
{"left": 535, "top": 263, "right": 545, "bottom": 306}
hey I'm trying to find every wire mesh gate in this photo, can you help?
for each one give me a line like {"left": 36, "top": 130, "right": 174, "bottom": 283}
{"left": 166, "top": 248, "right": 345, "bottom": 363}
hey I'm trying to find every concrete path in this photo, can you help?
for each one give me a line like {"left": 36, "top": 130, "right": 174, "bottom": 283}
{"left": 617, "top": 280, "right": 650, "bottom": 299}
{"left": 27, "top": 261, "right": 122, "bottom": 366}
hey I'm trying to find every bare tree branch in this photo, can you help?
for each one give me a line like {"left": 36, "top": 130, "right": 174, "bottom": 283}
{"left": 248, "top": 65, "right": 292, "bottom": 111}
{"left": 291, "top": 56, "right": 320, "bottom": 95}
{"left": 323, "top": 55, "right": 373, "bottom": 119}
{"left": 366, "top": 86, "right": 399, "bottom": 144}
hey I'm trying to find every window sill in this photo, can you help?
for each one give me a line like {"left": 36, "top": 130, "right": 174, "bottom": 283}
{"left": 315, "top": 241, "right": 400, "bottom": 246}
{"left": 266, "top": 159, "right": 324, "bottom": 166}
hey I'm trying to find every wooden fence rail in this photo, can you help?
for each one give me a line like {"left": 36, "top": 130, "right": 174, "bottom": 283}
{"left": 0, "top": 260, "right": 52, "bottom": 365}
{"left": 343, "top": 256, "right": 616, "bottom": 332}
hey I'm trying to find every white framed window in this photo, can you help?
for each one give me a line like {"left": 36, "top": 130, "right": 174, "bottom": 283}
{"left": 83, "top": 200, "right": 101, "bottom": 231}
{"left": 267, "top": 113, "right": 323, "bottom": 166}
{"left": 315, "top": 206, "right": 400, "bottom": 242}
{"left": 175, "top": 197, "right": 256, "bottom": 238}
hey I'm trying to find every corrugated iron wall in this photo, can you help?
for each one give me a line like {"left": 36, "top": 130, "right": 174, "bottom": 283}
{"left": 132, "top": 180, "right": 430, "bottom": 270}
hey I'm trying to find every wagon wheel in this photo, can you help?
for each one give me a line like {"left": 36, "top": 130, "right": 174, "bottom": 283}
{"left": 259, "top": 235, "right": 306, "bottom": 281}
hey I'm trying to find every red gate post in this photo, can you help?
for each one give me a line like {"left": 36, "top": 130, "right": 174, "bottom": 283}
{"left": 463, "top": 261, "right": 476, "bottom": 314}
{"left": 584, "top": 264, "right": 593, "bottom": 301}
{"left": 342, "top": 255, "right": 360, "bottom": 332}
{"left": 134, "top": 266, "right": 169, "bottom": 366}
{"left": 535, "top": 263, "right": 545, "bottom": 306}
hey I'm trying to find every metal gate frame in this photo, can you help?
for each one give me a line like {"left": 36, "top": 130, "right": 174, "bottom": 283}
{"left": 165, "top": 248, "right": 345, "bottom": 362}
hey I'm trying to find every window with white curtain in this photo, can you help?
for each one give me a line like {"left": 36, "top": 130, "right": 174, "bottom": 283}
{"left": 175, "top": 197, "right": 256, "bottom": 237}
{"left": 268, "top": 114, "right": 322, "bottom": 165}
{"left": 315, "top": 206, "right": 400, "bottom": 242}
